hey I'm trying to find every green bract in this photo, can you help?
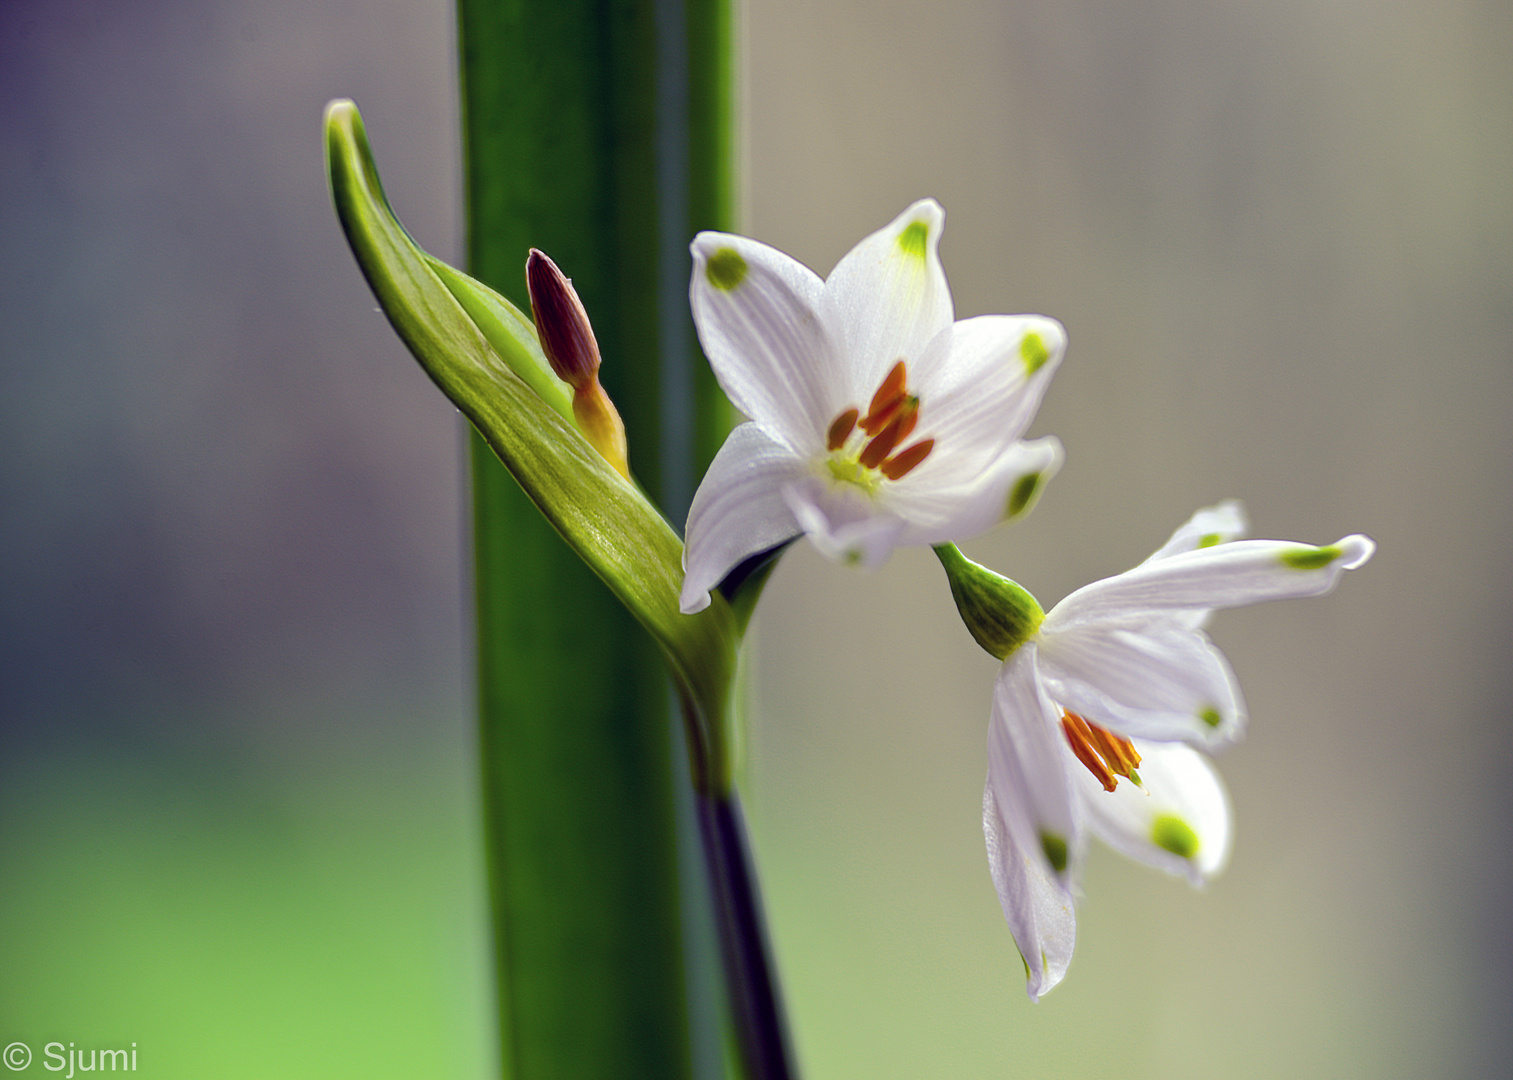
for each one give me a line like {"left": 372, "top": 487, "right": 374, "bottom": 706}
{"left": 424, "top": 254, "right": 577, "bottom": 426}
{"left": 324, "top": 99, "right": 739, "bottom": 791}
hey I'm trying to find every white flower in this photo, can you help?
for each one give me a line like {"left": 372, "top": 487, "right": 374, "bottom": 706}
{"left": 981, "top": 502, "right": 1375, "bottom": 999}
{"left": 679, "top": 200, "right": 1066, "bottom": 614}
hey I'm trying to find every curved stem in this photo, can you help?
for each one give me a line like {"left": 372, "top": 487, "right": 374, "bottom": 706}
{"left": 697, "top": 791, "right": 799, "bottom": 1080}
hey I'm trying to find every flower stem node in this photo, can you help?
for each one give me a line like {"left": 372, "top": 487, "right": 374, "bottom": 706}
{"left": 932, "top": 543, "right": 1044, "bottom": 661}
{"left": 527, "top": 248, "right": 631, "bottom": 480}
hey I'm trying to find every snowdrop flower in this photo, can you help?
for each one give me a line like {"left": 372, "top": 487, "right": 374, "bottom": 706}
{"left": 939, "top": 502, "right": 1375, "bottom": 999}
{"left": 679, "top": 200, "right": 1066, "bottom": 614}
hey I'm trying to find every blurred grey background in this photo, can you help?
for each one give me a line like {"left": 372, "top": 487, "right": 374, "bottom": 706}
{"left": 1, "top": 0, "right": 1509, "bottom": 1078}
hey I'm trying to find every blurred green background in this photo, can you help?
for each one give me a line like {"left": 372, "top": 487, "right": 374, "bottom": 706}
{"left": 1, "top": 0, "right": 1508, "bottom": 1078}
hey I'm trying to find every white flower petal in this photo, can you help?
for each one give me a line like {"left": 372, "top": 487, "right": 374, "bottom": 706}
{"left": 1036, "top": 619, "right": 1246, "bottom": 745}
{"left": 984, "top": 780, "right": 1076, "bottom": 1001}
{"left": 680, "top": 423, "right": 806, "bottom": 613}
{"left": 910, "top": 314, "right": 1066, "bottom": 467}
{"left": 988, "top": 649, "right": 1081, "bottom": 883}
{"left": 891, "top": 435, "right": 1064, "bottom": 545}
{"left": 781, "top": 477, "right": 906, "bottom": 569}
{"left": 1140, "top": 501, "right": 1250, "bottom": 629}
{"left": 689, "top": 231, "right": 838, "bottom": 452}
{"left": 1048, "top": 534, "right": 1377, "bottom": 628}
{"left": 1143, "top": 500, "right": 1248, "bottom": 564}
{"left": 681, "top": 205, "right": 1069, "bottom": 589}
{"left": 1074, "top": 740, "right": 1233, "bottom": 884}
{"left": 820, "top": 199, "right": 953, "bottom": 395}
{"left": 962, "top": 507, "right": 1374, "bottom": 996}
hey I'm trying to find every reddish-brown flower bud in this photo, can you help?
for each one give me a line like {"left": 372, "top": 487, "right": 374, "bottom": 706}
{"left": 527, "top": 248, "right": 601, "bottom": 389}
{"left": 525, "top": 249, "right": 630, "bottom": 481}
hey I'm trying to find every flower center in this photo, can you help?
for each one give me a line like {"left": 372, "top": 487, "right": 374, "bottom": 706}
{"left": 824, "top": 360, "right": 936, "bottom": 488}
{"left": 1060, "top": 711, "right": 1142, "bottom": 792}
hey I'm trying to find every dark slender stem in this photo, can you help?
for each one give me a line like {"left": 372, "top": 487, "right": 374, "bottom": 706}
{"left": 696, "top": 792, "right": 799, "bottom": 1080}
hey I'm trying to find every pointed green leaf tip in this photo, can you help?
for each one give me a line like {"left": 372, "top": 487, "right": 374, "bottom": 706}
{"left": 1039, "top": 831, "right": 1069, "bottom": 874}
{"left": 1020, "top": 332, "right": 1051, "bottom": 375}
{"left": 706, "top": 246, "right": 747, "bottom": 291}
{"left": 897, "top": 220, "right": 929, "bottom": 260}
{"left": 1281, "top": 544, "right": 1343, "bottom": 570}
{"left": 1151, "top": 815, "right": 1200, "bottom": 859}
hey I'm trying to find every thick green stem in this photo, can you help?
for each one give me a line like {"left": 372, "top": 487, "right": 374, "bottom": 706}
{"left": 455, "top": 1, "right": 736, "bottom": 1077}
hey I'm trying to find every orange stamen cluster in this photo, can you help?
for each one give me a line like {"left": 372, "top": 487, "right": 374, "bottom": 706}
{"left": 1060, "top": 711, "right": 1142, "bottom": 793}
{"left": 826, "top": 361, "right": 936, "bottom": 479}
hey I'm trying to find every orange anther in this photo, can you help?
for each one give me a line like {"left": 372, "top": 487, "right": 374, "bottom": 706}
{"left": 861, "top": 360, "right": 908, "bottom": 434}
{"left": 1084, "top": 723, "right": 1142, "bottom": 779}
{"left": 890, "top": 399, "right": 919, "bottom": 444}
{"left": 860, "top": 395, "right": 903, "bottom": 436}
{"left": 827, "top": 408, "right": 859, "bottom": 451}
{"left": 859, "top": 398, "right": 919, "bottom": 469}
{"left": 880, "top": 438, "right": 935, "bottom": 479}
{"left": 1061, "top": 714, "right": 1117, "bottom": 792}
{"left": 859, "top": 412, "right": 905, "bottom": 468}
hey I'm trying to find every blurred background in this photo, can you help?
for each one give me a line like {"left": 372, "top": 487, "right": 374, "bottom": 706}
{"left": 1, "top": 0, "right": 1508, "bottom": 1077}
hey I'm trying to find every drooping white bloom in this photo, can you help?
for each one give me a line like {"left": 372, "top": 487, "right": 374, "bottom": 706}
{"left": 679, "top": 200, "right": 1066, "bottom": 614}
{"left": 981, "top": 502, "right": 1375, "bottom": 999}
